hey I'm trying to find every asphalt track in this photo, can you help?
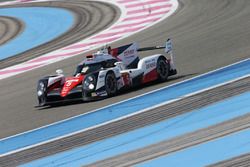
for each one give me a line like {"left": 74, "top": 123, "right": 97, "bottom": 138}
{"left": 210, "top": 153, "right": 250, "bottom": 167}
{"left": 0, "top": 76, "right": 249, "bottom": 166}
{"left": 0, "top": 16, "right": 23, "bottom": 46}
{"left": 0, "top": 0, "right": 250, "bottom": 165}
{"left": 0, "top": 0, "right": 120, "bottom": 69}
{"left": 0, "top": 0, "right": 121, "bottom": 138}
{"left": 89, "top": 112, "right": 250, "bottom": 167}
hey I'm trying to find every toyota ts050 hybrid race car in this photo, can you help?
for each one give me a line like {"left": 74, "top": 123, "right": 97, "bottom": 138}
{"left": 37, "top": 39, "right": 177, "bottom": 106}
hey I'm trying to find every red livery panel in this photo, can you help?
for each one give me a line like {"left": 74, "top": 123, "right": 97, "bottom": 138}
{"left": 61, "top": 75, "right": 84, "bottom": 97}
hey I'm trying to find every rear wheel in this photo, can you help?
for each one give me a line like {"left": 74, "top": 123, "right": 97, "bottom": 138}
{"left": 105, "top": 72, "right": 117, "bottom": 96}
{"left": 157, "top": 57, "right": 169, "bottom": 81}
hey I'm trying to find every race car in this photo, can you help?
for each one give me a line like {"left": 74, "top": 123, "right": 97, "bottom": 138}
{"left": 37, "top": 39, "right": 177, "bottom": 106}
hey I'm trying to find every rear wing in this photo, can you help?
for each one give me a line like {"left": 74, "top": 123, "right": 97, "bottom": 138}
{"left": 110, "top": 39, "right": 175, "bottom": 70}
{"left": 137, "top": 39, "right": 172, "bottom": 53}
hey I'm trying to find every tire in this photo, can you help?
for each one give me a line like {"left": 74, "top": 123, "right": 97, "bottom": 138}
{"left": 38, "top": 94, "right": 47, "bottom": 106}
{"left": 157, "top": 57, "right": 169, "bottom": 81}
{"left": 105, "top": 72, "right": 117, "bottom": 96}
{"left": 37, "top": 80, "right": 47, "bottom": 106}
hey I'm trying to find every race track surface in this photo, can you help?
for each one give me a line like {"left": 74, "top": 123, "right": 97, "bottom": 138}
{"left": 89, "top": 114, "right": 250, "bottom": 167}
{"left": 0, "top": 0, "right": 249, "bottom": 139}
{"left": 211, "top": 153, "right": 250, "bottom": 167}
{"left": 0, "top": 0, "right": 119, "bottom": 69}
{"left": 0, "top": 16, "right": 22, "bottom": 46}
{"left": 0, "top": 0, "right": 250, "bottom": 165}
{"left": 0, "top": 76, "right": 249, "bottom": 166}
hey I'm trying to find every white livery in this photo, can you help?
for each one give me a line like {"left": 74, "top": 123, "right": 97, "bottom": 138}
{"left": 37, "top": 39, "right": 177, "bottom": 106}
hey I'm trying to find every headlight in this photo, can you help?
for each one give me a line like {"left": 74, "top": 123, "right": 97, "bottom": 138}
{"left": 39, "top": 82, "right": 45, "bottom": 90}
{"left": 89, "top": 83, "right": 95, "bottom": 90}
{"left": 37, "top": 90, "right": 43, "bottom": 96}
{"left": 88, "top": 76, "right": 94, "bottom": 82}
{"left": 84, "top": 75, "right": 96, "bottom": 90}
{"left": 37, "top": 82, "right": 45, "bottom": 96}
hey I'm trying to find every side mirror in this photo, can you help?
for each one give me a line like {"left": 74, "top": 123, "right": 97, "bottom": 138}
{"left": 56, "top": 69, "right": 63, "bottom": 75}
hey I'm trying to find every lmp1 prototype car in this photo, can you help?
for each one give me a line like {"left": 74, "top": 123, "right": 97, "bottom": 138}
{"left": 37, "top": 39, "right": 177, "bottom": 106}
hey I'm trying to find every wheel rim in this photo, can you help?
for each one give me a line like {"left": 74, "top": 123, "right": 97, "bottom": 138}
{"left": 157, "top": 59, "right": 168, "bottom": 80}
{"left": 106, "top": 74, "right": 116, "bottom": 95}
{"left": 39, "top": 94, "right": 46, "bottom": 106}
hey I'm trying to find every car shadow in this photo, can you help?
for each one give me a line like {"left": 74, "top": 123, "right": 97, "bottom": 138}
{"left": 117, "top": 73, "right": 196, "bottom": 97}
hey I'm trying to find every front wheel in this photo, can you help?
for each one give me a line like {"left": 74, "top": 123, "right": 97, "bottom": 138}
{"left": 105, "top": 72, "right": 117, "bottom": 97}
{"left": 37, "top": 80, "right": 48, "bottom": 106}
{"left": 157, "top": 57, "right": 169, "bottom": 82}
{"left": 38, "top": 94, "right": 47, "bottom": 106}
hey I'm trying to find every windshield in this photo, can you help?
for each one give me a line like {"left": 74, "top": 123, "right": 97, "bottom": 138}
{"left": 74, "top": 63, "right": 103, "bottom": 75}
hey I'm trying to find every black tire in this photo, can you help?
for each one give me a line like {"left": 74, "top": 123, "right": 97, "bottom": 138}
{"left": 37, "top": 80, "right": 48, "bottom": 106}
{"left": 38, "top": 94, "right": 47, "bottom": 106}
{"left": 105, "top": 72, "right": 117, "bottom": 96}
{"left": 157, "top": 57, "right": 169, "bottom": 81}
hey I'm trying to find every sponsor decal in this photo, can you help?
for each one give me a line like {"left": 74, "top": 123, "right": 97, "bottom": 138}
{"left": 65, "top": 79, "right": 79, "bottom": 87}
{"left": 96, "top": 90, "right": 107, "bottom": 96}
{"left": 91, "top": 92, "right": 97, "bottom": 97}
{"left": 114, "top": 68, "right": 120, "bottom": 74}
{"left": 145, "top": 59, "right": 156, "bottom": 69}
{"left": 99, "top": 75, "right": 105, "bottom": 79}
{"left": 117, "top": 42, "right": 138, "bottom": 66}
{"left": 124, "top": 49, "right": 135, "bottom": 57}
{"left": 122, "top": 72, "right": 131, "bottom": 86}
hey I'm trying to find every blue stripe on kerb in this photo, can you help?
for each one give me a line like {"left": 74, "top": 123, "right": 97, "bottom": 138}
{"left": 137, "top": 129, "right": 250, "bottom": 167}
{"left": 22, "top": 90, "right": 250, "bottom": 166}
